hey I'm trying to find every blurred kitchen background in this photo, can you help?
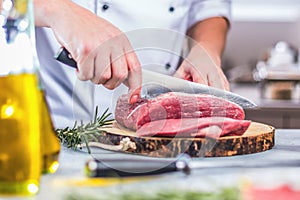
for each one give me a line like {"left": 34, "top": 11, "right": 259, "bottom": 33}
{"left": 222, "top": 0, "right": 300, "bottom": 128}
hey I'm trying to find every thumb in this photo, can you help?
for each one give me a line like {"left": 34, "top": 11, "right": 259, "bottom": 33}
{"left": 173, "top": 63, "right": 186, "bottom": 79}
{"left": 174, "top": 61, "right": 194, "bottom": 81}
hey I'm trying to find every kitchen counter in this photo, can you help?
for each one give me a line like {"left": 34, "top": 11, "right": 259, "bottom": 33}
{"left": 7, "top": 129, "right": 296, "bottom": 199}
{"left": 231, "top": 83, "right": 300, "bottom": 128}
{"left": 231, "top": 83, "right": 300, "bottom": 108}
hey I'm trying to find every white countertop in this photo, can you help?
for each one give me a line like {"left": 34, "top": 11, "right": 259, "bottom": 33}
{"left": 18, "top": 129, "right": 298, "bottom": 200}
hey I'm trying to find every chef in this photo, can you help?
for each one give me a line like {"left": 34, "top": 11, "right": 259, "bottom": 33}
{"left": 32, "top": 0, "right": 231, "bottom": 128}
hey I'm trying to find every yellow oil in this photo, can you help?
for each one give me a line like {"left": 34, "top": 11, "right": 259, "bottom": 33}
{"left": 39, "top": 92, "right": 60, "bottom": 174}
{"left": 0, "top": 73, "right": 41, "bottom": 195}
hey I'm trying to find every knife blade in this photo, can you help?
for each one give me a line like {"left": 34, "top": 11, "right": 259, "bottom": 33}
{"left": 141, "top": 70, "right": 256, "bottom": 108}
{"left": 54, "top": 47, "right": 257, "bottom": 108}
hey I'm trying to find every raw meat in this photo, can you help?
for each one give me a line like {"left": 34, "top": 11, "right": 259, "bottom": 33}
{"left": 136, "top": 117, "right": 251, "bottom": 138}
{"left": 115, "top": 92, "right": 246, "bottom": 130}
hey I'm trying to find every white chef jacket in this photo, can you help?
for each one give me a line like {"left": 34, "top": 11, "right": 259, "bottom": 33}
{"left": 35, "top": 0, "right": 231, "bottom": 128}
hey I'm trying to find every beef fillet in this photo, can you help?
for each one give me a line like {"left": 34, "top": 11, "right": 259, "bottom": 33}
{"left": 136, "top": 117, "right": 251, "bottom": 138}
{"left": 115, "top": 92, "right": 246, "bottom": 130}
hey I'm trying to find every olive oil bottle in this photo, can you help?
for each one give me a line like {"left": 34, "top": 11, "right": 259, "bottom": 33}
{"left": 40, "top": 92, "right": 60, "bottom": 174}
{"left": 0, "top": 74, "right": 41, "bottom": 196}
{"left": 0, "top": 0, "right": 59, "bottom": 195}
{"left": 0, "top": 0, "right": 42, "bottom": 194}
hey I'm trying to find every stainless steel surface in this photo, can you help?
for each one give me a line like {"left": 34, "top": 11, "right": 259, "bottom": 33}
{"left": 231, "top": 83, "right": 300, "bottom": 129}
{"left": 231, "top": 83, "right": 300, "bottom": 108}
{"left": 254, "top": 54, "right": 300, "bottom": 100}
{"left": 260, "top": 80, "right": 300, "bottom": 100}
{"left": 142, "top": 70, "right": 257, "bottom": 109}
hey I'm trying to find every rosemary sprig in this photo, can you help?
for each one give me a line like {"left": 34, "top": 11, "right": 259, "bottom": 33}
{"left": 55, "top": 107, "right": 114, "bottom": 153}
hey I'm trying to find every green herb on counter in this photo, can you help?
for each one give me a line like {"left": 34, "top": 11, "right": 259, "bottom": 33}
{"left": 55, "top": 107, "right": 114, "bottom": 153}
{"left": 64, "top": 187, "right": 241, "bottom": 200}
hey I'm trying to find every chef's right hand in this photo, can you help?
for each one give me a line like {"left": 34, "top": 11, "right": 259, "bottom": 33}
{"left": 34, "top": 0, "right": 141, "bottom": 104}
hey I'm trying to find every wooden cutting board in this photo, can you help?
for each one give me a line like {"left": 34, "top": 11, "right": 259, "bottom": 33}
{"left": 95, "top": 121, "right": 275, "bottom": 158}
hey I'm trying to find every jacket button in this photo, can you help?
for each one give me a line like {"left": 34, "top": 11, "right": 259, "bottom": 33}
{"left": 169, "top": 6, "right": 175, "bottom": 12}
{"left": 165, "top": 63, "right": 171, "bottom": 70}
{"left": 102, "top": 4, "right": 109, "bottom": 11}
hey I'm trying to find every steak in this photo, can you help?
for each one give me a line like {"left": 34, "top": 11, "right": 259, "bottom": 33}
{"left": 115, "top": 92, "right": 246, "bottom": 130}
{"left": 136, "top": 117, "right": 251, "bottom": 138}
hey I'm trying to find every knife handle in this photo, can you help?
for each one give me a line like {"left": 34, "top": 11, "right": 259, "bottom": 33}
{"left": 85, "top": 156, "right": 191, "bottom": 178}
{"left": 54, "top": 47, "right": 77, "bottom": 68}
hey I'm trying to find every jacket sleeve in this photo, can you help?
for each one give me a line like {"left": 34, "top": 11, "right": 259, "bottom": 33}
{"left": 187, "top": 0, "right": 232, "bottom": 29}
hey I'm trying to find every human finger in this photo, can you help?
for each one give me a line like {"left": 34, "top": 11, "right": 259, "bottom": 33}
{"left": 103, "top": 47, "right": 128, "bottom": 90}
{"left": 207, "top": 71, "right": 230, "bottom": 91}
{"left": 76, "top": 50, "right": 95, "bottom": 81}
{"left": 92, "top": 47, "right": 112, "bottom": 85}
{"left": 174, "top": 60, "right": 207, "bottom": 84}
{"left": 125, "top": 50, "right": 142, "bottom": 104}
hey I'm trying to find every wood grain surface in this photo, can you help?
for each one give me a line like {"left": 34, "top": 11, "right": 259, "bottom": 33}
{"left": 96, "top": 121, "right": 275, "bottom": 158}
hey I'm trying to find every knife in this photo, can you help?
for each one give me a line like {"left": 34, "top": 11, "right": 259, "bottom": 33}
{"left": 85, "top": 154, "right": 300, "bottom": 178}
{"left": 54, "top": 47, "right": 256, "bottom": 108}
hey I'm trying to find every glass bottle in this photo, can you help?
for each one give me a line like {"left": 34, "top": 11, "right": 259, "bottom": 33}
{"left": 2, "top": 0, "right": 61, "bottom": 175}
{"left": 0, "top": 0, "right": 41, "bottom": 195}
{"left": 40, "top": 92, "right": 60, "bottom": 174}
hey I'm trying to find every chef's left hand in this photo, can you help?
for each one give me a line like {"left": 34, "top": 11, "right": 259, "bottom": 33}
{"left": 174, "top": 44, "right": 230, "bottom": 91}
{"left": 174, "top": 17, "right": 230, "bottom": 91}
